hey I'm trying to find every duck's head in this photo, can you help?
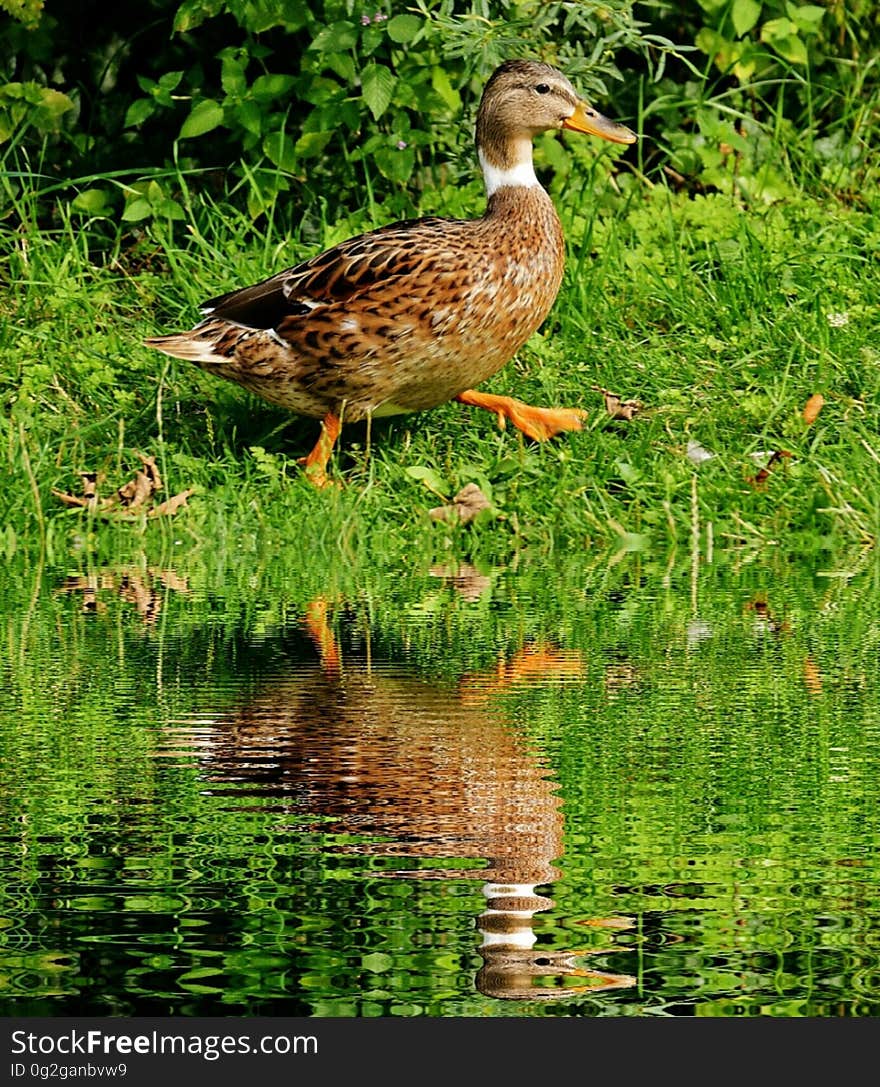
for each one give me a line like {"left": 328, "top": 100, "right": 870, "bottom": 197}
{"left": 475, "top": 58, "right": 637, "bottom": 193}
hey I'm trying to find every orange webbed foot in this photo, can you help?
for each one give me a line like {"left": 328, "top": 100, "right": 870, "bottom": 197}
{"left": 455, "top": 390, "right": 587, "bottom": 441}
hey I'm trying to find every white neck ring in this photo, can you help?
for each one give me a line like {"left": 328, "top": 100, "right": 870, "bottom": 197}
{"left": 478, "top": 147, "right": 540, "bottom": 197}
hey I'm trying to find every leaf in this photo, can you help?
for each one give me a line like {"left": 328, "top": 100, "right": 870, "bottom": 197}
{"left": 232, "top": 99, "right": 263, "bottom": 136}
{"left": 220, "top": 54, "right": 248, "bottom": 96}
{"left": 362, "top": 952, "right": 393, "bottom": 973}
{"left": 803, "top": 393, "right": 824, "bottom": 425}
{"left": 124, "top": 98, "right": 155, "bottom": 128}
{"left": 179, "top": 98, "right": 224, "bottom": 139}
{"left": 769, "top": 33, "right": 809, "bottom": 64}
{"left": 150, "top": 490, "right": 194, "bottom": 517}
{"left": 262, "top": 130, "right": 298, "bottom": 171}
{"left": 687, "top": 439, "right": 715, "bottom": 466}
{"left": 803, "top": 655, "right": 822, "bottom": 695}
{"left": 71, "top": 188, "right": 112, "bottom": 216}
{"left": 614, "top": 460, "right": 641, "bottom": 486}
{"left": 121, "top": 197, "right": 153, "bottom": 222}
{"left": 117, "top": 470, "right": 154, "bottom": 510}
{"left": 360, "top": 63, "right": 396, "bottom": 121}
{"left": 787, "top": 3, "right": 825, "bottom": 34}
{"left": 294, "top": 130, "right": 333, "bottom": 159}
{"left": 759, "top": 18, "right": 809, "bottom": 63}
{"left": 173, "top": 0, "right": 224, "bottom": 33}
{"left": 731, "top": 0, "right": 762, "bottom": 37}
{"left": 157, "top": 70, "right": 185, "bottom": 92}
{"left": 251, "top": 73, "right": 296, "bottom": 102}
{"left": 34, "top": 89, "right": 74, "bottom": 130}
{"left": 146, "top": 180, "right": 165, "bottom": 204}
{"left": 747, "top": 449, "right": 792, "bottom": 489}
{"left": 431, "top": 65, "right": 461, "bottom": 112}
{"left": 373, "top": 144, "right": 415, "bottom": 184}
{"left": 405, "top": 465, "right": 447, "bottom": 494}
{"left": 309, "top": 21, "right": 359, "bottom": 54}
{"left": 760, "top": 16, "right": 796, "bottom": 40}
{"left": 386, "top": 14, "right": 422, "bottom": 43}
{"left": 592, "top": 385, "right": 642, "bottom": 421}
{"left": 616, "top": 531, "right": 650, "bottom": 553}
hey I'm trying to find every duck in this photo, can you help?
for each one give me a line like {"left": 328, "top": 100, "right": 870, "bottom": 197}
{"left": 145, "top": 59, "right": 637, "bottom": 487}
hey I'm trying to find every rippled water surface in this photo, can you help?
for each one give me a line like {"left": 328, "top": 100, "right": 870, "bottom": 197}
{"left": 1, "top": 559, "right": 878, "bottom": 1016}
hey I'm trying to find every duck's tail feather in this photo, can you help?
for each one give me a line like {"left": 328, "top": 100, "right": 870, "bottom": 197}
{"left": 144, "top": 332, "right": 226, "bottom": 366}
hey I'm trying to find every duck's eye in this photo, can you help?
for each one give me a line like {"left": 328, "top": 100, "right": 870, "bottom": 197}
{"left": 535, "top": 83, "right": 551, "bottom": 95}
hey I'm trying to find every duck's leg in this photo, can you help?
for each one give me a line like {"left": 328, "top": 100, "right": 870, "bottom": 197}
{"left": 455, "top": 390, "right": 587, "bottom": 441}
{"left": 298, "top": 411, "right": 341, "bottom": 488}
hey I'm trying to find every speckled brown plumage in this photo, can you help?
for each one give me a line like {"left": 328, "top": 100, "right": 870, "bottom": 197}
{"left": 146, "top": 59, "right": 636, "bottom": 486}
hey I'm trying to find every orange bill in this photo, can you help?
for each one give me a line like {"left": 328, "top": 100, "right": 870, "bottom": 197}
{"left": 563, "top": 100, "right": 637, "bottom": 144}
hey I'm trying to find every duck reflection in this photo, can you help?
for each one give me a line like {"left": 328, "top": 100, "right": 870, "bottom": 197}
{"left": 167, "top": 598, "right": 634, "bottom": 1001}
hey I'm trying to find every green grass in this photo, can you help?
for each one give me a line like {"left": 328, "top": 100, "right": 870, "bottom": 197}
{"left": 1, "top": 133, "right": 878, "bottom": 583}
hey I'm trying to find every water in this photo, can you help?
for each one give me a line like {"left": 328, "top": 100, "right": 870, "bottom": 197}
{"left": 1, "top": 557, "right": 878, "bottom": 1016}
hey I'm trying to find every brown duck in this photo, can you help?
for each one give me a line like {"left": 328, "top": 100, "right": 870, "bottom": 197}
{"left": 146, "top": 59, "right": 637, "bottom": 486}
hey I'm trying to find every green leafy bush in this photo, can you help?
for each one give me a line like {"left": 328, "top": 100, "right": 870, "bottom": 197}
{"left": 0, "top": 1, "right": 877, "bottom": 232}
{"left": 1, "top": 1, "right": 672, "bottom": 226}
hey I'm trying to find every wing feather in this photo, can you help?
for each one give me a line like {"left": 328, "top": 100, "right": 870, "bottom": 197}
{"left": 200, "top": 216, "right": 458, "bottom": 330}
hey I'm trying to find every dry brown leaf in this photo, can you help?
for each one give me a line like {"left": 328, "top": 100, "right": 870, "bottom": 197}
{"left": 429, "top": 483, "right": 492, "bottom": 525}
{"left": 747, "top": 449, "right": 792, "bottom": 490}
{"left": 118, "top": 469, "right": 154, "bottom": 509}
{"left": 149, "top": 489, "right": 194, "bottom": 517}
{"left": 79, "top": 471, "right": 99, "bottom": 500}
{"left": 803, "top": 393, "right": 825, "bottom": 425}
{"left": 54, "top": 454, "right": 192, "bottom": 519}
{"left": 137, "top": 452, "right": 162, "bottom": 492}
{"left": 592, "top": 385, "right": 642, "bottom": 421}
{"left": 459, "top": 642, "right": 585, "bottom": 705}
{"left": 52, "top": 489, "right": 94, "bottom": 508}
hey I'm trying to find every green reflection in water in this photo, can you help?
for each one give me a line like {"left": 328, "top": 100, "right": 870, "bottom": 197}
{"left": 0, "top": 547, "right": 878, "bottom": 1017}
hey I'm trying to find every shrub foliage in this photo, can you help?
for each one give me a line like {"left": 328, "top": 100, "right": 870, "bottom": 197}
{"left": 2, "top": 1, "right": 877, "bottom": 228}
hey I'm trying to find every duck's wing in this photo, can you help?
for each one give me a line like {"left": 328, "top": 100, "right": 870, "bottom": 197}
{"left": 200, "top": 217, "right": 458, "bottom": 330}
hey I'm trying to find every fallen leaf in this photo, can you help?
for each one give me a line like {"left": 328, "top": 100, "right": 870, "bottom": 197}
{"left": 592, "top": 385, "right": 642, "bottom": 421}
{"left": 803, "top": 393, "right": 824, "bottom": 425}
{"left": 687, "top": 439, "right": 715, "bottom": 466}
{"left": 117, "top": 469, "right": 154, "bottom": 509}
{"left": 149, "top": 490, "right": 194, "bottom": 517}
{"left": 137, "top": 452, "right": 162, "bottom": 492}
{"left": 79, "top": 471, "right": 99, "bottom": 501}
{"left": 54, "top": 454, "right": 192, "bottom": 519}
{"left": 747, "top": 450, "right": 792, "bottom": 490}
{"left": 459, "top": 642, "right": 585, "bottom": 704}
{"left": 52, "top": 490, "right": 94, "bottom": 509}
{"left": 429, "top": 483, "right": 492, "bottom": 525}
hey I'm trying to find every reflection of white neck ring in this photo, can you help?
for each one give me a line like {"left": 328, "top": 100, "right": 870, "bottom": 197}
{"left": 478, "top": 881, "right": 543, "bottom": 949}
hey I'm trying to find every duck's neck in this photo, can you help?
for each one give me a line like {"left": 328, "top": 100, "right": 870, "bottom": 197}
{"left": 477, "top": 132, "right": 541, "bottom": 198}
